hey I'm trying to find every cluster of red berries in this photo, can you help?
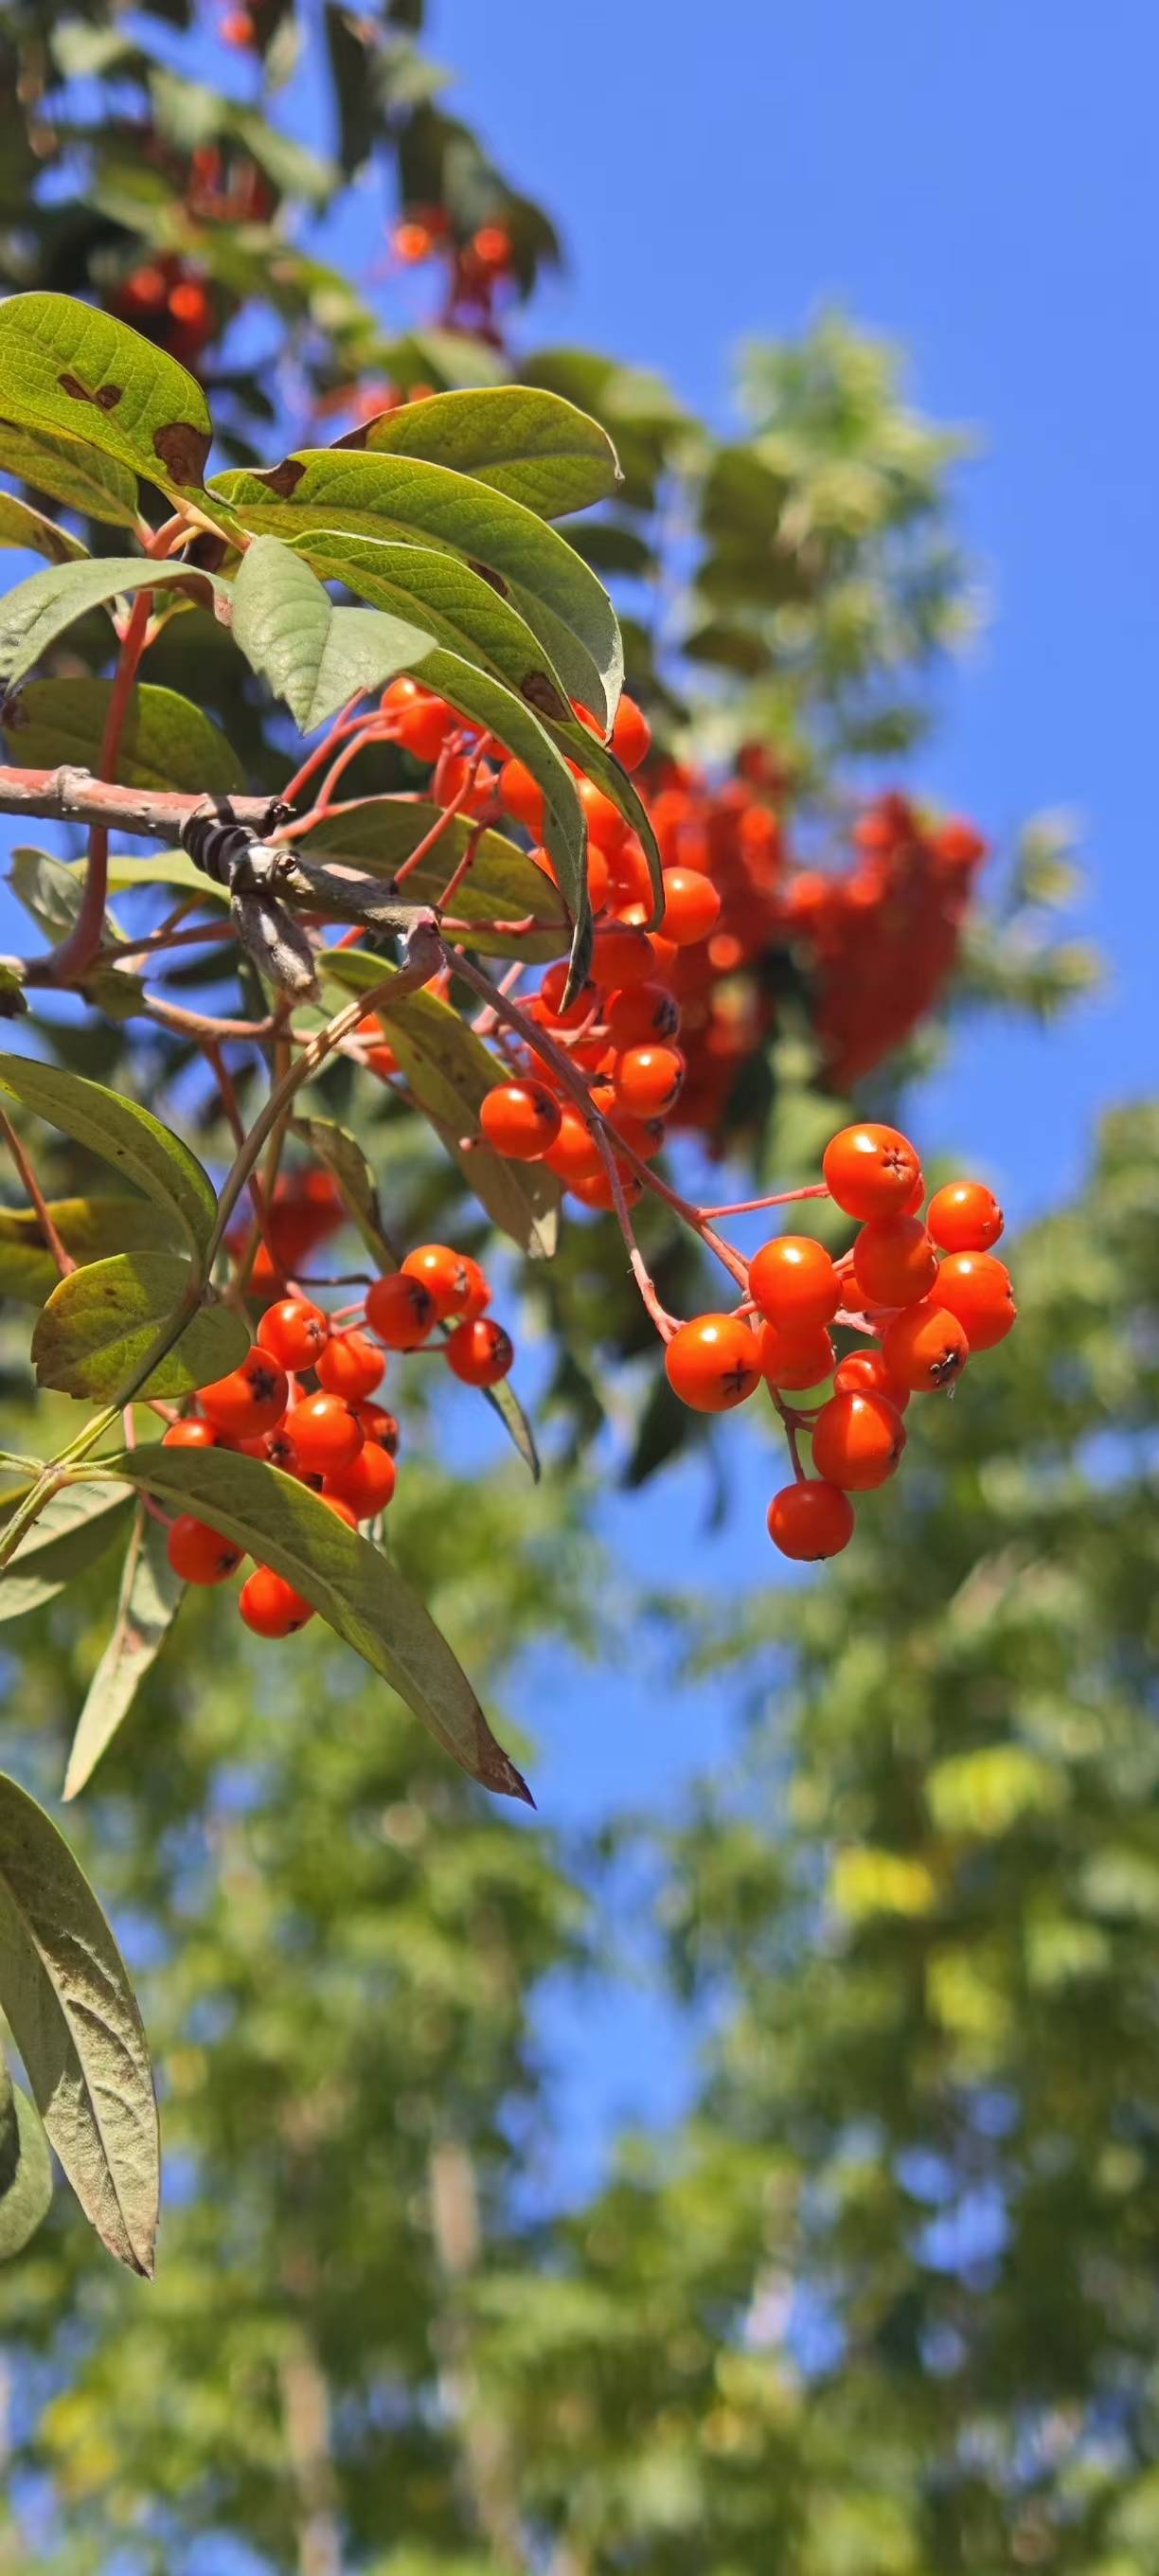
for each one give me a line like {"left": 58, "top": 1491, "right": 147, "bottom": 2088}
{"left": 113, "top": 257, "right": 218, "bottom": 373}
{"left": 390, "top": 209, "right": 518, "bottom": 341}
{"left": 161, "top": 1246, "right": 513, "bottom": 1636}
{"left": 660, "top": 1123, "right": 1015, "bottom": 1561}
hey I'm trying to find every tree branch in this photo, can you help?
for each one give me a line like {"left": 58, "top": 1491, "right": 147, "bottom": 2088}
{"left": 0, "top": 767, "right": 292, "bottom": 842}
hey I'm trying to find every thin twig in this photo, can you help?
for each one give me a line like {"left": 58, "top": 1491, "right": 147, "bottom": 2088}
{"left": 0, "top": 1109, "right": 75, "bottom": 1276}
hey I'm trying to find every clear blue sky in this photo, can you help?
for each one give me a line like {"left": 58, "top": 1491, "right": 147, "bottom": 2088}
{"left": 417, "top": 0, "right": 1159, "bottom": 2182}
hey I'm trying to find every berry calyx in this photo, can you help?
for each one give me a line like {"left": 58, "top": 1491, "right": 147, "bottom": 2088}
{"left": 257, "top": 1297, "right": 330, "bottom": 1370}
{"left": 882, "top": 1301, "right": 970, "bottom": 1391}
{"left": 934, "top": 1250, "right": 1017, "bottom": 1350}
{"left": 284, "top": 1393, "right": 365, "bottom": 1474}
{"left": 167, "top": 1514, "right": 245, "bottom": 1585}
{"left": 850, "top": 1215, "right": 939, "bottom": 1310}
{"left": 316, "top": 1331, "right": 385, "bottom": 1403}
{"left": 748, "top": 1235, "right": 840, "bottom": 1332}
{"left": 822, "top": 1123, "right": 922, "bottom": 1220}
{"left": 811, "top": 1389, "right": 907, "bottom": 1491}
{"left": 444, "top": 1318, "right": 514, "bottom": 1386}
{"left": 665, "top": 1315, "right": 760, "bottom": 1413}
{"left": 365, "top": 1272, "right": 437, "bottom": 1349}
{"left": 479, "top": 1080, "right": 562, "bottom": 1161}
{"left": 767, "top": 1480, "right": 855, "bottom": 1561}
{"left": 927, "top": 1181, "right": 1006, "bottom": 1254}
{"left": 239, "top": 1567, "right": 315, "bottom": 1637}
{"left": 199, "top": 1352, "right": 289, "bottom": 1439}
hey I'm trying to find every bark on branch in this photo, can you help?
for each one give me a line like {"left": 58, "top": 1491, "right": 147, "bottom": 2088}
{"left": 0, "top": 764, "right": 292, "bottom": 842}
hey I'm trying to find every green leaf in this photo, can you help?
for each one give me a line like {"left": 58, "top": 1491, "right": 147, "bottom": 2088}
{"left": 31, "top": 1254, "right": 247, "bottom": 1401}
{"left": 281, "top": 528, "right": 576, "bottom": 722}
{"left": 111, "top": 1445, "right": 533, "bottom": 1804}
{"left": 318, "top": 949, "right": 560, "bottom": 1259}
{"left": 0, "top": 490, "right": 87, "bottom": 564}
{"left": 0, "top": 1483, "right": 135, "bottom": 1623}
{"left": 0, "top": 1196, "right": 165, "bottom": 1305}
{"left": 0, "top": 556, "right": 222, "bottom": 691}
{"left": 0, "top": 1771, "right": 159, "bottom": 2272}
{"left": 299, "top": 799, "right": 567, "bottom": 960}
{"left": 483, "top": 1376, "right": 541, "bottom": 1482}
{"left": 212, "top": 445, "right": 621, "bottom": 725}
{"left": 0, "top": 292, "right": 215, "bottom": 505}
{"left": 8, "top": 849, "right": 145, "bottom": 1020}
{"left": 291, "top": 1113, "right": 401, "bottom": 1270}
{"left": 334, "top": 385, "right": 621, "bottom": 520}
{"left": 94, "top": 851, "right": 230, "bottom": 904}
{"left": 63, "top": 1507, "right": 184, "bottom": 1799}
{"left": 231, "top": 534, "right": 433, "bottom": 730}
{"left": 0, "top": 415, "right": 139, "bottom": 527}
{"left": 0, "top": 1054, "right": 219, "bottom": 1260}
{"left": 4, "top": 678, "right": 243, "bottom": 796}
{"left": 0, "top": 2063, "right": 53, "bottom": 2261}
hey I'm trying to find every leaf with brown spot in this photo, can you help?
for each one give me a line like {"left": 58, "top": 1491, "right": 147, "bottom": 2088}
{"left": 0, "top": 294, "right": 228, "bottom": 517}
{"left": 152, "top": 421, "right": 210, "bottom": 488}
{"left": 327, "top": 384, "right": 621, "bottom": 520}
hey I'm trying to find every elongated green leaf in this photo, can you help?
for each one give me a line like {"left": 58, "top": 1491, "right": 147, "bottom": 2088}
{"left": 3, "top": 678, "right": 243, "bottom": 795}
{"left": 0, "top": 1482, "right": 134, "bottom": 1623}
{"left": 0, "top": 491, "right": 87, "bottom": 564}
{"left": 32, "top": 1254, "right": 246, "bottom": 1401}
{"left": 111, "top": 1445, "right": 533, "bottom": 1803}
{"left": 8, "top": 849, "right": 144, "bottom": 1020}
{"left": 0, "top": 414, "right": 139, "bottom": 527}
{"left": 63, "top": 1508, "right": 183, "bottom": 1799}
{"left": 0, "top": 1055, "right": 219, "bottom": 1259}
{"left": 0, "top": 1771, "right": 159, "bottom": 2272}
{"left": 0, "top": 292, "right": 215, "bottom": 504}
{"left": 299, "top": 799, "right": 566, "bottom": 961}
{"left": 0, "top": 556, "right": 223, "bottom": 690}
{"left": 212, "top": 446, "right": 621, "bottom": 724}
{"left": 93, "top": 851, "right": 229, "bottom": 904}
{"left": 319, "top": 949, "right": 560, "bottom": 1259}
{"left": 231, "top": 534, "right": 433, "bottom": 729}
{"left": 0, "top": 2063, "right": 53, "bottom": 2260}
{"left": 0, "top": 1196, "right": 164, "bottom": 1306}
{"left": 283, "top": 528, "right": 575, "bottom": 720}
{"left": 333, "top": 384, "right": 621, "bottom": 519}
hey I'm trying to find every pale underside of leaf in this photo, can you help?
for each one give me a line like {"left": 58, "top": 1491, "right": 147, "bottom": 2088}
{"left": 63, "top": 1506, "right": 184, "bottom": 1798}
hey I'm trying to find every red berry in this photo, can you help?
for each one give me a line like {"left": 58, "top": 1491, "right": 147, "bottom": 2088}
{"left": 569, "top": 1165, "right": 643, "bottom": 1212}
{"left": 811, "top": 1389, "right": 907, "bottom": 1491}
{"left": 321, "top": 1494, "right": 359, "bottom": 1529}
{"left": 235, "top": 1426, "right": 300, "bottom": 1472}
{"left": 767, "top": 1480, "right": 855, "bottom": 1561}
{"left": 539, "top": 963, "right": 598, "bottom": 1030}
{"left": 479, "top": 1081, "right": 562, "bottom": 1161}
{"left": 544, "top": 1106, "right": 604, "bottom": 1185}
{"left": 257, "top": 1297, "right": 330, "bottom": 1370}
{"left": 445, "top": 1318, "right": 514, "bottom": 1386}
{"left": 934, "top": 1250, "right": 1017, "bottom": 1351}
{"left": 592, "top": 922, "right": 656, "bottom": 991}
{"left": 610, "top": 693, "right": 651, "bottom": 771}
{"left": 665, "top": 1315, "right": 760, "bottom": 1413}
{"left": 316, "top": 1330, "right": 385, "bottom": 1403}
{"left": 365, "top": 1271, "right": 437, "bottom": 1349}
{"left": 499, "top": 757, "right": 545, "bottom": 835}
{"left": 748, "top": 1236, "right": 840, "bottom": 1332}
{"left": 851, "top": 1216, "right": 939, "bottom": 1311}
{"left": 659, "top": 868, "right": 722, "bottom": 947}
{"left": 167, "top": 1513, "right": 244, "bottom": 1585}
{"left": 927, "top": 1180, "right": 1005, "bottom": 1253}
{"left": 401, "top": 1243, "right": 487, "bottom": 1321}
{"left": 833, "top": 1350, "right": 911, "bottom": 1414}
{"left": 324, "top": 1441, "right": 398, "bottom": 1518}
{"left": 882, "top": 1301, "right": 970, "bottom": 1392}
{"left": 239, "top": 1566, "right": 315, "bottom": 1637}
{"left": 822, "top": 1123, "right": 922, "bottom": 1220}
{"left": 605, "top": 982, "right": 681, "bottom": 1046}
{"left": 759, "top": 1322, "right": 836, "bottom": 1389}
{"left": 285, "top": 1393, "right": 365, "bottom": 1474}
{"left": 610, "top": 1044, "right": 685, "bottom": 1118}
{"left": 357, "top": 1401, "right": 400, "bottom": 1456}
{"left": 382, "top": 676, "right": 453, "bottom": 762}
{"left": 199, "top": 1351, "right": 289, "bottom": 1439}
{"left": 577, "top": 776, "right": 628, "bottom": 856}
{"left": 162, "top": 1419, "right": 220, "bottom": 1450}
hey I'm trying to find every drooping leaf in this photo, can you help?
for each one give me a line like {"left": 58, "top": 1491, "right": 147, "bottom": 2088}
{"left": 9, "top": 845, "right": 120, "bottom": 945}
{"left": 281, "top": 528, "right": 575, "bottom": 720}
{"left": 3, "top": 678, "right": 244, "bottom": 796}
{"left": 63, "top": 1507, "right": 184, "bottom": 1799}
{"left": 212, "top": 446, "right": 622, "bottom": 724}
{"left": 0, "top": 491, "right": 88, "bottom": 564}
{"left": 0, "top": 292, "right": 216, "bottom": 506}
{"left": 0, "top": 2063, "right": 53, "bottom": 2261}
{"left": 299, "top": 798, "right": 567, "bottom": 960}
{"left": 0, "top": 1055, "right": 219, "bottom": 1260}
{"left": 0, "top": 556, "right": 223, "bottom": 691}
{"left": 0, "top": 1196, "right": 165, "bottom": 1306}
{"left": 110, "top": 1445, "right": 533, "bottom": 1803}
{"left": 0, "top": 1771, "right": 159, "bottom": 2272}
{"left": 319, "top": 948, "right": 560, "bottom": 1258}
{"left": 0, "top": 415, "right": 139, "bottom": 528}
{"left": 31, "top": 1254, "right": 247, "bottom": 1401}
{"left": 333, "top": 384, "right": 621, "bottom": 520}
{"left": 0, "top": 1482, "right": 134, "bottom": 1624}
{"left": 231, "top": 533, "right": 433, "bottom": 730}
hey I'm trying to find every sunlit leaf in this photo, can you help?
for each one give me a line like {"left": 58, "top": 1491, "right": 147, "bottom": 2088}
{"left": 31, "top": 1253, "right": 247, "bottom": 1400}
{"left": 0, "top": 1196, "right": 165, "bottom": 1305}
{"left": 0, "top": 490, "right": 87, "bottom": 564}
{"left": 0, "top": 2063, "right": 53, "bottom": 2261}
{"left": 0, "top": 556, "right": 223, "bottom": 691}
{"left": 333, "top": 383, "right": 621, "bottom": 519}
{"left": 3, "top": 678, "right": 244, "bottom": 796}
{"left": 0, "top": 1054, "right": 219, "bottom": 1260}
{"left": 63, "top": 1507, "right": 184, "bottom": 1798}
{"left": 299, "top": 798, "right": 566, "bottom": 961}
{"left": 0, "top": 292, "right": 216, "bottom": 506}
{"left": 0, "top": 415, "right": 139, "bottom": 527}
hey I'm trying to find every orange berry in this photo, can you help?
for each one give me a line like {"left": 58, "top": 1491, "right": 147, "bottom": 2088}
{"left": 591, "top": 922, "right": 656, "bottom": 990}
{"left": 393, "top": 220, "right": 434, "bottom": 263}
{"left": 445, "top": 1318, "right": 513, "bottom": 1386}
{"left": 610, "top": 1044, "right": 685, "bottom": 1117}
{"left": 578, "top": 776, "right": 628, "bottom": 855}
{"left": 162, "top": 1419, "right": 220, "bottom": 1450}
{"left": 544, "top": 1105, "right": 603, "bottom": 1184}
{"left": 927, "top": 1180, "right": 1005, "bottom": 1253}
{"left": 934, "top": 1250, "right": 1017, "bottom": 1351}
{"left": 479, "top": 1080, "right": 562, "bottom": 1160}
{"left": 605, "top": 981, "right": 681, "bottom": 1046}
{"left": 568, "top": 1166, "right": 643, "bottom": 1212}
{"left": 833, "top": 1350, "right": 911, "bottom": 1414}
{"left": 316, "top": 1330, "right": 385, "bottom": 1403}
{"left": 285, "top": 1393, "right": 365, "bottom": 1473}
{"left": 758, "top": 1321, "right": 836, "bottom": 1389}
{"left": 239, "top": 1566, "right": 315, "bottom": 1637}
{"left": 822, "top": 1123, "right": 922, "bottom": 1220}
{"left": 659, "top": 867, "right": 722, "bottom": 947}
{"left": 665, "top": 1315, "right": 760, "bottom": 1413}
{"left": 365, "top": 1271, "right": 437, "bottom": 1349}
{"left": 811, "top": 1388, "right": 906, "bottom": 1491}
{"left": 401, "top": 1243, "right": 485, "bottom": 1321}
{"left": 499, "top": 756, "right": 545, "bottom": 835}
{"left": 539, "top": 962, "right": 598, "bottom": 1030}
{"left": 324, "top": 1442, "right": 398, "bottom": 1518}
{"left": 748, "top": 1235, "right": 840, "bottom": 1332}
{"left": 199, "top": 1351, "right": 289, "bottom": 1439}
{"left": 473, "top": 224, "right": 512, "bottom": 269}
{"left": 167, "top": 1513, "right": 244, "bottom": 1585}
{"left": 321, "top": 1494, "right": 359, "bottom": 1530}
{"left": 357, "top": 1401, "right": 400, "bottom": 1455}
{"left": 766, "top": 1480, "right": 855, "bottom": 1561}
{"left": 257, "top": 1297, "right": 330, "bottom": 1370}
{"left": 882, "top": 1301, "right": 970, "bottom": 1391}
{"left": 610, "top": 693, "right": 651, "bottom": 771}
{"left": 851, "top": 1216, "right": 939, "bottom": 1310}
